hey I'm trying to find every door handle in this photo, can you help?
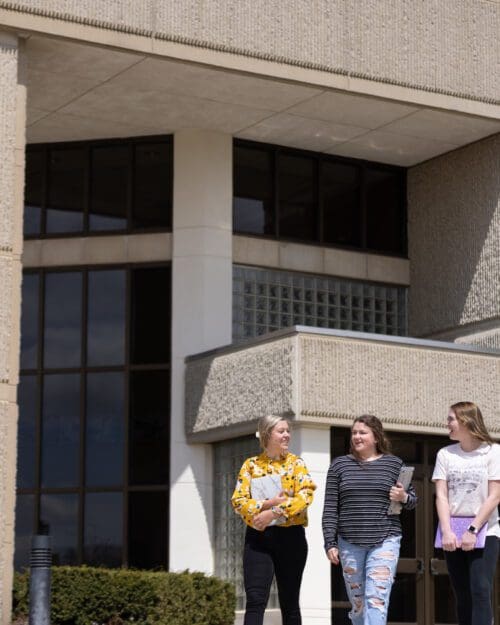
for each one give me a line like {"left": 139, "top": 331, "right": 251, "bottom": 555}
{"left": 416, "top": 558, "right": 424, "bottom": 575}
{"left": 430, "top": 557, "right": 441, "bottom": 576}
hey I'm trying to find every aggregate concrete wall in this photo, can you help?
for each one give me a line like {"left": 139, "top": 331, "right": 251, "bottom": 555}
{"left": 0, "top": 31, "right": 25, "bottom": 625}
{"left": 0, "top": 0, "right": 498, "bottom": 103}
{"left": 408, "top": 134, "right": 500, "bottom": 339}
{"left": 185, "top": 330, "right": 500, "bottom": 441}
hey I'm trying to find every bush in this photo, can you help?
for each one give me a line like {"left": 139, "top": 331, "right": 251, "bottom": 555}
{"left": 13, "top": 567, "right": 235, "bottom": 625}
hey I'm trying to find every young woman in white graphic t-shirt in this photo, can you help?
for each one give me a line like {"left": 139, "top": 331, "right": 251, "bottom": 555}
{"left": 432, "top": 401, "right": 500, "bottom": 625}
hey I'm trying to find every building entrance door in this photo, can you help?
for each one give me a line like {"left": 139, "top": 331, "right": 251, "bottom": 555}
{"left": 330, "top": 428, "right": 499, "bottom": 625}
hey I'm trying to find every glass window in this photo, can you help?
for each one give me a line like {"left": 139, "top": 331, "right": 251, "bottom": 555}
{"left": 233, "top": 265, "right": 407, "bottom": 342}
{"left": 130, "top": 267, "right": 170, "bottom": 364}
{"left": 24, "top": 150, "right": 43, "bottom": 236}
{"left": 41, "top": 373, "right": 80, "bottom": 488}
{"left": 233, "top": 146, "right": 274, "bottom": 235}
{"left": 87, "top": 270, "right": 125, "bottom": 366}
{"left": 133, "top": 142, "right": 172, "bottom": 229}
{"left": 365, "top": 167, "right": 406, "bottom": 254}
{"left": 17, "top": 375, "right": 38, "bottom": 489}
{"left": 278, "top": 153, "right": 317, "bottom": 241}
{"left": 47, "top": 148, "right": 85, "bottom": 233}
{"left": 128, "top": 491, "right": 168, "bottom": 569}
{"left": 14, "top": 494, "right": 35, "bottom": 571}
{"left": 129, "top": 370, "right": 169, "bottom": 486}
{"left": 322, "top": 161, "right": 361, "bottom": 247}
{"left": 86, "top": 372, "right": 124, "bottom": 487}
{"left": 90, "top": 145, "right": 128, "bottom": 231}
{"left": 84, "top": 492, "right": 123, "bottom": 567}
{"left": 40, "top": 494, "right": 78, "bottom": 565}
{"left": 44, "top": 272, "right": 82, "bottom": 369}
{"left": 20, "top": 274, "right": 39, "bottom": 370}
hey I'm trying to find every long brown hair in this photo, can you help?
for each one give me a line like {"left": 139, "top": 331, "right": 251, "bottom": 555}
{"left": 350, "top": 414, "right": 392, "bottom": 457}
{"left": 450, "top": 402, "right": 495, "bottom": 444}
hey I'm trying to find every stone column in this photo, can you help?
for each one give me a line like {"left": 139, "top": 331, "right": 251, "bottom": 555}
{"left": 0, "top": 31, "right": 26, "bottom": 625}
{"left": 292, "top": 424, "right": 332, "bottom": 625}
{"left": 169, "top": 129, "right": 232, "bottom": 572}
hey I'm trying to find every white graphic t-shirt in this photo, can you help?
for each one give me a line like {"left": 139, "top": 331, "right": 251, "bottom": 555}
{"left": 432, "top": 442, "right": 500, "bottom": 537}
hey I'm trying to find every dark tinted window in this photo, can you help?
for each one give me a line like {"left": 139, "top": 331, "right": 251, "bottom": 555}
{"left": 278, "top": 154, "right": 317, "bottom": 240}
{"left": 42, "top": 373, "right": 80, "bottom": 488}
{"left": 322, "top": 161, "right": 361, "bottom": 247}
{"left": 20, "top": 274, "right": 39, "bottom": 369}
{"left": 233, "top": 146, "right": 274, "bottom": 235}
{"left": 14, "top": 494, "right": 35, "bottom": 570}
{"left": 24, "top": 150, "right": 43, "bottom": 236}
{"left": 40, "top": 494, "right": 78, "bottom": 565}
{"left": 17, "top": 375, "right": 38, "bottom": 489}
{"left": 128, "top": 492, "right": 168, "bottom": 569}
{"left": 17, "top": 265, "right": 170, "bottom": 569}
{"left": 129, "top": 370, "right": 169, "bottom": 485}
{"left": 133, "top": 142, "right": 172, "bottom": 229}
{"left": 90, "top": 145, "right": 128, "bottom": 231}
{"left": 86, "top": 372, "right": 124, "bottom": 487}
{"left": 47, "top": 148, "right": 85, "bottom": 233}
{"left": 87, "top": 270, "right": 125, "bottom": 366}
{"left": 84, "top": 492, "right": 123, "bottom": 567}
{"left": 131, "top": 267, "right": 170, "bottom": 364}
{"left": 365, "top": 167, "right": 406, "bottom": 254}
{"left": 44, "top": 272, "right": 82, "bottom": 368}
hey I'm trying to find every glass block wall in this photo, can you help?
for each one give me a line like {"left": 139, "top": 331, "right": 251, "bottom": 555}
{"left": 214, "top": 436, "right": 279, "bottom": 610}
{"left": 233, "top": 265, "right": 407, "bottom": 342}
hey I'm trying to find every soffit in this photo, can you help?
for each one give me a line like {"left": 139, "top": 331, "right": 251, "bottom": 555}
{"left": 25, "top": 36, "right": 500, "bottom": 166}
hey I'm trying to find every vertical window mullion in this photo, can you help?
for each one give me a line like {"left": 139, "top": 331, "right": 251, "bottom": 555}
{"left": 274, "top": 148, "right": 279, "bottom": 239}
{"left": 360, "top": 166, "right": 367, "bottom": 250}
{"left": 79, "top": 269, "right": 88, "bottom": 563}
{"left": 123, "top": 266, "right": 131, "bottom": 566}
{"left": 316, "top": 156, "right": 322, "bottom": 244}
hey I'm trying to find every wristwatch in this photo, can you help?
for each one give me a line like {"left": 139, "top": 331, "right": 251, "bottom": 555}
{"left": 466, "top": 524, "right": 478, "bottom": 535}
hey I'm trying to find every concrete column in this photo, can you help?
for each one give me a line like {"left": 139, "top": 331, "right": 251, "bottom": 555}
{"left": 292, "top": 424, "right": 332, "bottom": 625}
{"left": 169, "top": 129, "right": 232, "bottom": 572}
{"left": 0, "top": 31, "right": 26, "bottom": 625}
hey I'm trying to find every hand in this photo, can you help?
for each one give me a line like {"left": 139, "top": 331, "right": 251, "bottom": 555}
{"left": 389, "top": 482, "right": 408, "bottom": 503}
{"left": 268, "top": 492, "right": 287, "bottom": 507}
{"left": 460, "top": 531, "right": 477, "bottom": 551}
{"left": 441, "top": 530, "right": 458, "bottom": 551}
{"left": 326, "top": 547, "right": 339, "bottom": 565}
{"left": 253, "top": 510, "right": 277, "bottom": 531}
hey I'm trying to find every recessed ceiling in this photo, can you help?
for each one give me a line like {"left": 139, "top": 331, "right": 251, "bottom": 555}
{"left": 26, "top": 35, "right": 500, "bottom": 166}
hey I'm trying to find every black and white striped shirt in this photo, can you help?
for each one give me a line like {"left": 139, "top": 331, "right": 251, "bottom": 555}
{"left": 322, "top": 454, "right": 417, "bottom": 550}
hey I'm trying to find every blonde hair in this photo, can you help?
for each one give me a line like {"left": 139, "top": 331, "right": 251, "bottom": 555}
{"left": 450, "top": 402, "right": 495, "bottom": 444}
{"left": 257, "top": 415, "right": 289, "bottom": 450}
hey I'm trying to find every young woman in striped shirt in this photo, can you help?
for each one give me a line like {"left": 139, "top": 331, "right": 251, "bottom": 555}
{"left": 322, "top": 414, "right": 417, "bottom": 625}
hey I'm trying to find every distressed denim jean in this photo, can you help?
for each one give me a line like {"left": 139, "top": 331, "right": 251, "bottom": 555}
{"left": 338, "top": 534, "right": 401, "bottom": 625}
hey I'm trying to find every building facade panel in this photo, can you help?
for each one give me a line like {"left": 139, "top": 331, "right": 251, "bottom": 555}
{"left": 0, "top": 1, "right": 499, "bottom": 103}
{"left": 408, "top": 133, "right": 500, "bottom": 337}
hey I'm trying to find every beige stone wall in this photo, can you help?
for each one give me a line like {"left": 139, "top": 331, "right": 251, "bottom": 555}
{"left": 408, "top": 134, "right": 500, "bottom": 338}
{"left": 0, "top": 0, "right": 499, "bottom": 104}
{"left": 185, "top": 330, "right": 500, "bottom": 441}
{"left": 0, "top": 31, "right": 25, "bottom": 625}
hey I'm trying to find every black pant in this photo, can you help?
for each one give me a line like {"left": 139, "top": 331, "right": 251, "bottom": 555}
{"left": 445, "top": 536, "right": 499, "bottom": 625}
{"left": 243, "top": 525, "right": 308, "bottom": 625}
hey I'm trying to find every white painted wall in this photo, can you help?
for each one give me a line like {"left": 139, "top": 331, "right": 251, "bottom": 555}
{"left": 169, "top": 129, "right": 232, "bottom": 572}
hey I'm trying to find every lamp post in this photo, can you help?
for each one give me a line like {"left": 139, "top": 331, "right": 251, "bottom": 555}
{"left": 29, "top": 534, "right": 51, "bottom": 625}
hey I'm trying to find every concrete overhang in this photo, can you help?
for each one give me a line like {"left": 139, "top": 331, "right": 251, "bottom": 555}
{"left": 24, "top": 34, "right": 500, "bottom": 167}
{"left": 185, "top": 327, "right": 500, "bottom": 443}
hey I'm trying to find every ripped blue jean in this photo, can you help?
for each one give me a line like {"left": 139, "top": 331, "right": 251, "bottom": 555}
{"left": 338, "top": 534, "right": 401, "bottom": 625}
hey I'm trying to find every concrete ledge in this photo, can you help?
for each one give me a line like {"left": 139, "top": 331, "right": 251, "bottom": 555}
{"left": 185, "top": 327, "right": 500, "bottom": 441}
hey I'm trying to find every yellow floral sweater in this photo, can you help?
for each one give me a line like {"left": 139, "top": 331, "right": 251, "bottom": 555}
{"left": 231, "top": 452, "right": 316, "bottom": 528}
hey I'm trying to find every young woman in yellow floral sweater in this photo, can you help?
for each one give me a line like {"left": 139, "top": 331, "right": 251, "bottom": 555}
{"left": 231, "top": 415, "right": 316, "bottom": 625}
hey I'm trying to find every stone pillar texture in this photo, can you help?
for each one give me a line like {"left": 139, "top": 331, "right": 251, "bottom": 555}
{"left": 170, "top": 129, "right": 232, "bottom": 573}
{"left": 0, "top": 31, "right": 25, "bottom": 625}
{"left": 408, "top": 133, "right": 500, "bottom": 346}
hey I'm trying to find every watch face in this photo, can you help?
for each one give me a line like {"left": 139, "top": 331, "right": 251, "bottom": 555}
{"left": 467, "top": 525, "right": 477, "bottom": 534}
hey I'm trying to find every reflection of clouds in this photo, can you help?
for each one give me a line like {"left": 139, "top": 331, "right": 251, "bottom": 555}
{"left": 84, "top": 493, "right": 123, "bottom": 565}
{"left": 44, "top": 273, "right": 82, "bottom": 367}
{"left": 87, "top": 271, "right": 125, "bottom": 366}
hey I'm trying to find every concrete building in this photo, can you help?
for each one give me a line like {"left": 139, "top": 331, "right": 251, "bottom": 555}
{"left": 0, "top": 2, "right": 499, "bottom": 624}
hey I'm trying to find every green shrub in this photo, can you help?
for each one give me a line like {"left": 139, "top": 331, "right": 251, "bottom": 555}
{"left": 13, "top": 567, "right": 235, "bottom": 625}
